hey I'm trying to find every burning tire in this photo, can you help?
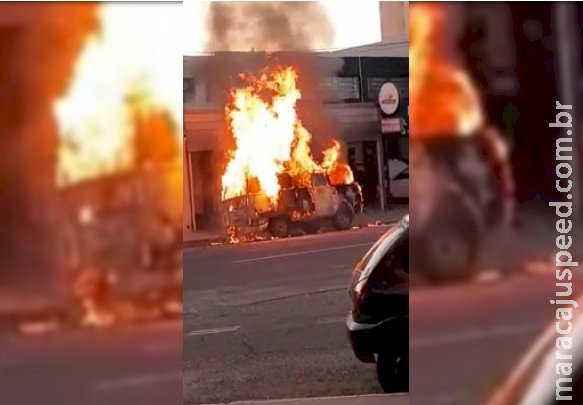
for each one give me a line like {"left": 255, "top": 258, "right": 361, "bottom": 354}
{"left": 332, "top": 202, "right": 354, "bottom": 230}
{"left": 268, "top": 216, "right": 291, "bottom": 237}
{"left": 413, "top": 196, "right": 481, "bottom": 282}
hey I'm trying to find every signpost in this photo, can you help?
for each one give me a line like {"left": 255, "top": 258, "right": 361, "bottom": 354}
{"left": 378, "top": 82, "right": 402, "bottom": 210}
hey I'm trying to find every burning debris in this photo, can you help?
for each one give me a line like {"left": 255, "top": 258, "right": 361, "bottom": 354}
{"left": 409, "top": 3, "right": 515, "bottom": 282}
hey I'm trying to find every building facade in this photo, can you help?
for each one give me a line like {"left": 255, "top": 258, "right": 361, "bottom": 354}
{"left": 184, "top": 45, "right": 409, "bottom": 239}
{"left": 436, "top": 2, "right": 582, "bottom": 217}
{"left": 380, "top": 1, "right": 409, "bottom": 42}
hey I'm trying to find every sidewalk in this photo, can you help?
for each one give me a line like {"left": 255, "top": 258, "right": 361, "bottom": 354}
{"left": 203, "top": 394, "right": 409, "bottom": 405}
{"left": 184, "top": 204, "right": 408, "bottom": 248}
{"left": 186, "top": 229, "right": 227, "bottom": 246}
{"left": 354, "top": 204, "right": 408, "bottom": 227}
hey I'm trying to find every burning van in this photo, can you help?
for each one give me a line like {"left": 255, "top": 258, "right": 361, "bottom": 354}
{"left": 223, "top": 169, "right": 363, "bottom": 237}
{"left": 49, "top": 3, "right": 183, "bottom": 325}
{"left": 409, "top": 4, "right": 515, "bottom": 282}
{"left": 220, "top": 65, "right": 362, "bottom": 238}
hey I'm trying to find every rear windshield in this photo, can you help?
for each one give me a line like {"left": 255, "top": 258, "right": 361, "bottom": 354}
{"left": 357, "top": 224, "right": 404, "bottom": 272}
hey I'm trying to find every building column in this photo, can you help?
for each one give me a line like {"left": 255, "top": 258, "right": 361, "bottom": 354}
{"left": 183, "top": 135, "right": 197, "bottom": 240}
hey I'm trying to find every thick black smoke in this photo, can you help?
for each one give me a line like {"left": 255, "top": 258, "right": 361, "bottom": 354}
{"left": 199, "top": 2, "right": 343, "bottom": 155}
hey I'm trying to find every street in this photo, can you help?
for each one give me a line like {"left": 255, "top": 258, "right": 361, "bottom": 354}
{"left": 184, "top": 227, "right": 390, "bottom": 404}
{"left": 410, "top": 274, "right": 583, "bottom": 404}
{"left": 0, "top": 320, "right": 182, "bottom": 405}
{"left": 184, "top": 224, "right": 582, "bottom": 405}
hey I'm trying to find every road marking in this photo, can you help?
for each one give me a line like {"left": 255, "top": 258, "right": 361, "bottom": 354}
{"left": 232, "top": 242, "right": 372, "bottom": 264}
{"left": 185, "top": 325, "right": 240, "bottom": 337}
{"left": 411, "top": 323, "right": 541, "bottom": 349}
{"left": 93, "top": 372, "right": 181, "bottom": 391}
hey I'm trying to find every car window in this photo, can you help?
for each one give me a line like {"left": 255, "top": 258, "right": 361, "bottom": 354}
{"left": 311, "top": 173, "right": 328, "bottom": 187}
{"left": 373, "top": 233, "right": 409, "bottom": 277}
{"left": 359, "top": 231, "right": 409, "bottom": 297}
{"left": 357, "top": 225, "right": 404, "bottom": 273}
{"left": 369, "top": 233, "right": 409, "bottom": 290}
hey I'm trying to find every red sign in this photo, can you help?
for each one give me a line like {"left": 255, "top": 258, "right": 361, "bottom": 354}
{"left": 381, "top": 118, "right": 401, "bottom": 134}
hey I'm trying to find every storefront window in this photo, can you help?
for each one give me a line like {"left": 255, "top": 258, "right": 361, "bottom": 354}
{"left": 367, "top": 77, "right": 409, "bottom": 103}
{"left": 320, "top": 76, "right": 361, "bottom": 103}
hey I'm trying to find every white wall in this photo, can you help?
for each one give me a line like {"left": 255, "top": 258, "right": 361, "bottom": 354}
{"left": 379, "top": 1, "right": 409, "bottom": 42}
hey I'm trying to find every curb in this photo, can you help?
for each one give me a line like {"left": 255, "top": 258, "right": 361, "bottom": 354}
{"left": 201, "top": 394, "right": 409, "bottom": 405}
{"left": 183, "top": 220, "right": 402, "bottom": 249}
{"left": 183, "top": 238, "right": 226, "bottom": 249}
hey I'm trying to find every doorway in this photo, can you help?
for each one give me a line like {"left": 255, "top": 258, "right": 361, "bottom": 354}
{"left": 348, "top": 141, "right": 380, "bottom": 207}
{"left": 190, "top": 150, "right": 222, "bottom": 231}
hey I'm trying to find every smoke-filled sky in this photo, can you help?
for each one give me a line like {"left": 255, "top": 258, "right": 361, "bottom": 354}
{"left": 183, "top": 0, "right": 381, "bottom": 55}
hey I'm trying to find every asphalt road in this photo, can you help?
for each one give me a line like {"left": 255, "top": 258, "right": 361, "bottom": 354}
{"left": 184, "top": 224, "right": 583, "bottom": 405}
{"left": 410, "top": 274, "right": 583, "bottom": 405}
{"left": 184, "top": 227, "right": 391, "bottom": 404}
{"left": 0, "top": 320, "right": 182, "bottom": 405}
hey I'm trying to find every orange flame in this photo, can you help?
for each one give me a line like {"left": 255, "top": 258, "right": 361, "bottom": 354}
{"left": 221, "top": 66, "right": 353, "bottom": 203}
{"left": 53, "top": 3, "right": 182, "bottom": 187}
{"left": 410, "top": 4, "right": 484, "bottom": 137}
{"left": 322, "top": 141, "right": 354, "bottom": 185}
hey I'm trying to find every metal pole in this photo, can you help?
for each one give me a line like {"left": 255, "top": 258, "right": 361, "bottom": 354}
{"left": 358, "top": 56, "right": 364, "bottom": 103}
{"left": 553, "top": 3, "right": 582, "bottom": 222}
{"left": 377, "top": 137, "right": 387, "bottom": 211}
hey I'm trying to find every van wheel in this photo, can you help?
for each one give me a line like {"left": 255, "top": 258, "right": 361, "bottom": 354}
{"left": 414, "top": 197, "right": 481, "bottom": 283}
{"left": 269, "top": 217, "right": 290, "bottom": 237}
{"left": 376, "top": 348, "right": 409, "bottom": 393}
{"left": 332, "top": 203, "right": 354, "bottom": 230}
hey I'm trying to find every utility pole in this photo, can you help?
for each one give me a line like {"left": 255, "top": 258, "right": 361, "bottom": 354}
{"left": 553, "top": 2, "right": 582, "bottom": 222}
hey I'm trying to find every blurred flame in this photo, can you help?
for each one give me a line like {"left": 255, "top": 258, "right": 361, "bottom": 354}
{"left": 80, "top": 297, "right": 115, "bottom": 328}
{"left": 221, "top": 66, "right": 353, "bottom": 203}
{"left": 72, "top": 270, "right": 116, "bottom": 328}
{"left": 54, "top": 3, "right": 182, "bottom": 187}
{"left": 410, "top": 4, "right": 483, "bottom": 137}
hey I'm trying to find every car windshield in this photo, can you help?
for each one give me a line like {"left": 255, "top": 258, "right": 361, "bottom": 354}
{"left": 311, "top": 173, "right": 328, "bottom": 187}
